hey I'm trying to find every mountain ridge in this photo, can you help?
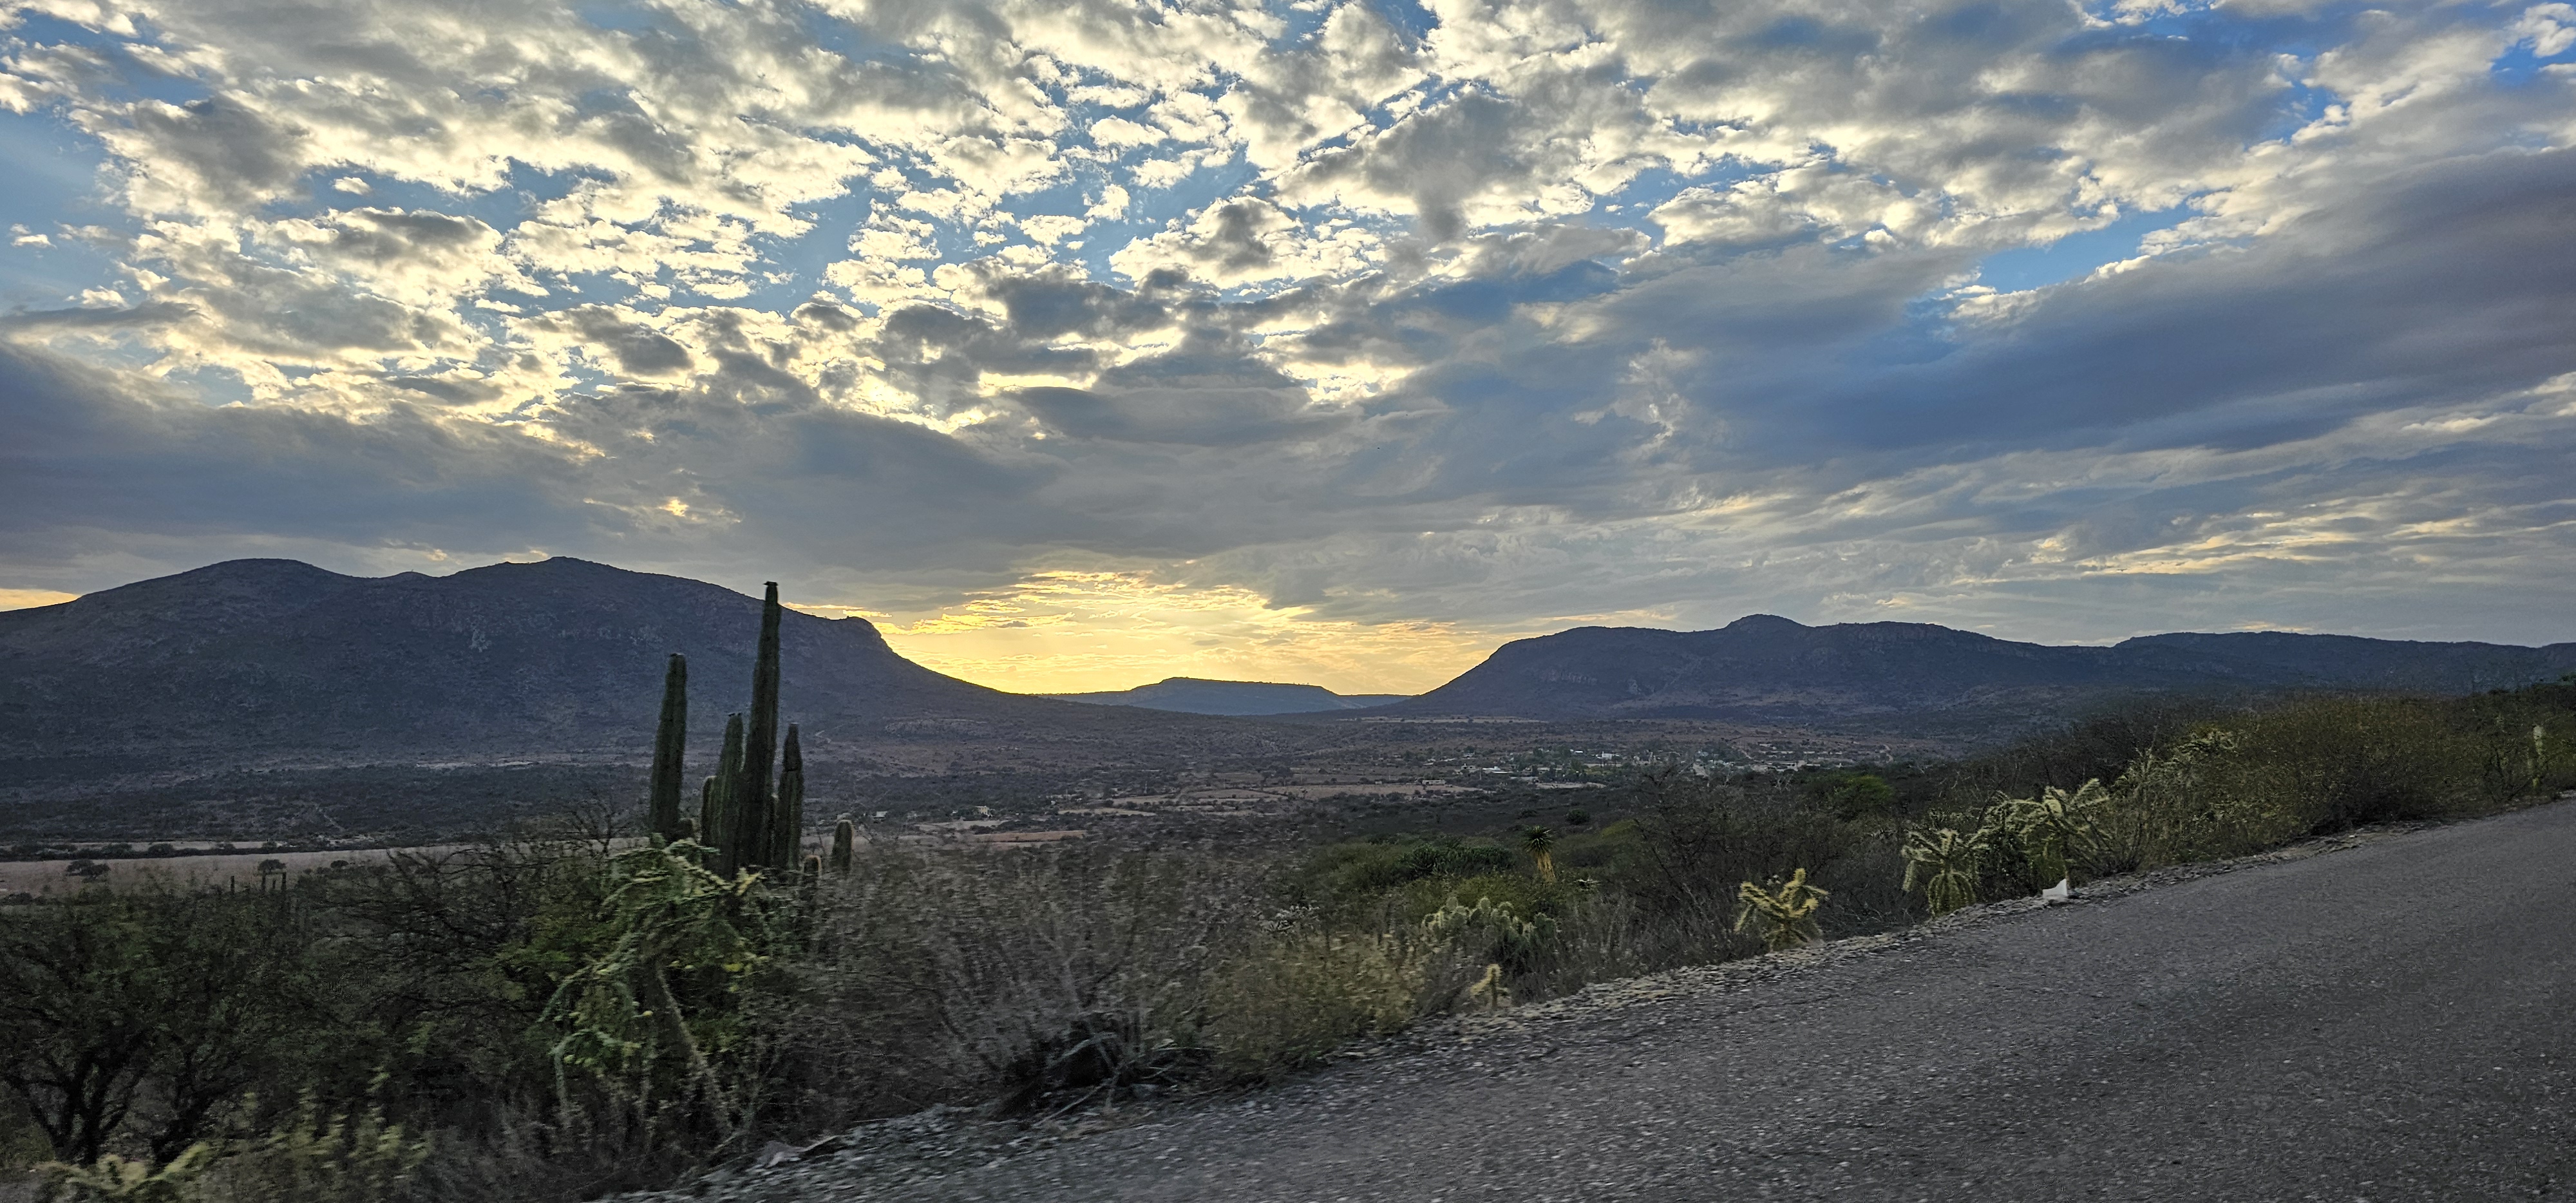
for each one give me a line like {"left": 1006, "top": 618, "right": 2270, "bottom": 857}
{"left": 10, "top": 560, "right": 2572, "bottom": 776}
{"left": 1044, "top": 677, "right": 1409, "bottom": 716}
{"left": 0, "top": 556, "right": 1159, "bottom": 768}
{"left": 1381, "top": 613, "right": 2576, "bottom": 723}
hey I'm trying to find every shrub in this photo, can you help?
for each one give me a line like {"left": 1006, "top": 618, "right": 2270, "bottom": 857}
{"left": 1817, "top": 773, "right": 1898, "bottom": 820}
{"left": 189, "top": 1102, "right": 430, "bottom": 1203}
{"left": 1203, "top": 930, "right": 1426, "bottom": 1081}
{"left": 795, "top": 842, "right": 1265, "bottom": 1115}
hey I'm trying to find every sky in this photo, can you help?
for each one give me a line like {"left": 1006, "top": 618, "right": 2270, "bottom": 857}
{"left": 1, "top": 0, "right": 2573, "bottom": 695}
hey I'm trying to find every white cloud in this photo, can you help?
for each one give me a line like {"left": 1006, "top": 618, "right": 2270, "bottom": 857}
{"left": 2, "top": 0, "right": 2573, "bottom": 685}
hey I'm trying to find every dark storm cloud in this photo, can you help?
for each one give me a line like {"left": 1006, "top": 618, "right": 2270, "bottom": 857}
{"left": 1754, "top": 147, "right": 2576, "bottom": 464}
{"left": 0, "top": 341, "right": 1067, "bottom": 578}
{"left": 0, "top": 345, "right": 576, "bottom": 560}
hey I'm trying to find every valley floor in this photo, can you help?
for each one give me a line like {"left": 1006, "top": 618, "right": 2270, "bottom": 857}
{"left": 650, "top": 799, "right": 2576, "bottom": 1202}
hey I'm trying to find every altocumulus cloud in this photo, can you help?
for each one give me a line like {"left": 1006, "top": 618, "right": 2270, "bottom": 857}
{"left": 0, "top": 0, "right": 2571, "bottom": 691}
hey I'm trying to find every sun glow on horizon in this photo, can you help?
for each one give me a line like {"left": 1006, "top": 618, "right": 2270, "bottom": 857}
{"left": 795, "top": 571, "right": 1506, "bottom": 696}
{"left": 0, "top": 589, "right": 80, "bottom": 611}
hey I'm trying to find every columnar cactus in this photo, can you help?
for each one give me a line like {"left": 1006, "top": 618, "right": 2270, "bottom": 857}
{"left": 732, "top": 583, "right": 784, "bottom": 872}
{"left": 703, "top": 712, "right": 746, "bottom": 875}
{"left": 773, "top": 723, "right": 804, "bottom": 868}
{"left": 648, "top": 653, "right": 688, "bottom": 842}
{"left": 662, "top": 580, "right": 813, "bottom": 877}
{"left": 830, "top": 816, "right": 855, "bottom": 874}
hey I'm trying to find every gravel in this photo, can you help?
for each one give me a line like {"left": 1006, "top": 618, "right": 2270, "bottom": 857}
{"left": 632, "top": 800, "right": 2576, "bottom": 1202}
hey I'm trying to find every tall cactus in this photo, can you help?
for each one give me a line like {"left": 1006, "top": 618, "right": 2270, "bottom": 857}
{"left": 733, "top": 583, "right": 784, "bottom": 872}
{"left": 830, "top": 816, "right": 855, "bottom": 874}
{"left": 773, "top": 723, "right": 805, "bottom": 868}
{"left": 703, "top": 712, "right": 746, "bottom": 874}
{"left": 647, "top": 653, "right": 688, "bottom": 842}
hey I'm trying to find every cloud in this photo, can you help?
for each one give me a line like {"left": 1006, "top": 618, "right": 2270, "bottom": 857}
{"left": 0, "top": 0, "right": 2571, "bottom": 688}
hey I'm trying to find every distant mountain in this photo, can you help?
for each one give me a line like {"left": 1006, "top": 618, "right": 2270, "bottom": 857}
{"left": 13, "top": 558, "right": 2570, "bottom": 787}
{"left": 1382, "top": 614, "right": 2576, "bottom": 725}
{"left": 1045, "top": 677, "right": 1409, "bottom": 716}
{"left": 0, "top": 556, "right": 1160, "bottom": 770}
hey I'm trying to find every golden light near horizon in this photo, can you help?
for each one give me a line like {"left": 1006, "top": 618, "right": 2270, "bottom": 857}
{"left": 793, "top": 571, "right": 1506, "bottom": 696}
{"left": 0, "top": 589, "right": 79, "bottom": 611}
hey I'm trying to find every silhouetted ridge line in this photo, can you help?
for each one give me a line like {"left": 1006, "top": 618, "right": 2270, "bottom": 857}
{"left": 1380, "top": 618, "right": 2576, "bottom": 722}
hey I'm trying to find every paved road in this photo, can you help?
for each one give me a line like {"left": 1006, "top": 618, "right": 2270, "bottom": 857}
{"left": 781, "top": 803, "right": 2576, "bottom": 1201}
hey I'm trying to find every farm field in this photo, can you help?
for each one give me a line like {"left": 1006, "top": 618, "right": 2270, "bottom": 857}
{"left": 0, "top": 846, "right": 460, "bottom": 898}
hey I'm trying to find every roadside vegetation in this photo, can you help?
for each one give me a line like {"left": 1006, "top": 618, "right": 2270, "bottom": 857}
{"left": 7, "top": 663, "right": 2573, "bottom": 1200}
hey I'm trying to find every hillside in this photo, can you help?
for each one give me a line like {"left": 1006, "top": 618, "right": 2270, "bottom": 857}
{"left": 1045, "top": 677, "right": 1409, "bottom": 716}
{"left": 0, "top": 556, "right": 1175, "bottom": 772}
{"left": 1384, "top": 614, "right": 2576, "bottom": 724}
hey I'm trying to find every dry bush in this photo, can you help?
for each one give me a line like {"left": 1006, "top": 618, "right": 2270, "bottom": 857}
{"left": 793, "top": 841, "right": 1270, "bottom": 1118}
{"left": 1202, "top": 927, "right": 1428, "bottom": 1081}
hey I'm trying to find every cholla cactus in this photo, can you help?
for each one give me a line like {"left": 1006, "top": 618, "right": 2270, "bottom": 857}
{"left": 1987, "top": 779, "right": 2108, "bottom": 886}
{"left": 39, "top": 1144, "right": 214, "bottom": 1202}
{"left": 1734, "top": 868, "right": 1829, "bottom": 952}
{"left": 1900, "top": 826, "right": 1987, "bottom": 915}
{"left": 1466, "top": 963, "right": 1510, "bottom": 1011}
{"left": 1425, "top": 896, "right": 1557, "bottom": 969}
{"left": 1520, "top": 825, "right": 1557, "bottom": 884}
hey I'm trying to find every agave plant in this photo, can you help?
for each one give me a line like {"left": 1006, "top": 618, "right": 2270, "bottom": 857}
{"left": 1734, "top": 868, "right": 1830, "bottom": 952}
{"left": 1900, "top": 826, "right": 1988, "bottom": 916}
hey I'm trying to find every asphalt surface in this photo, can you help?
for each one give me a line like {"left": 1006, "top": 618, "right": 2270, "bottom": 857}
{"left": 748, "top": 802, "right": 2576, "bottom": 1202}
